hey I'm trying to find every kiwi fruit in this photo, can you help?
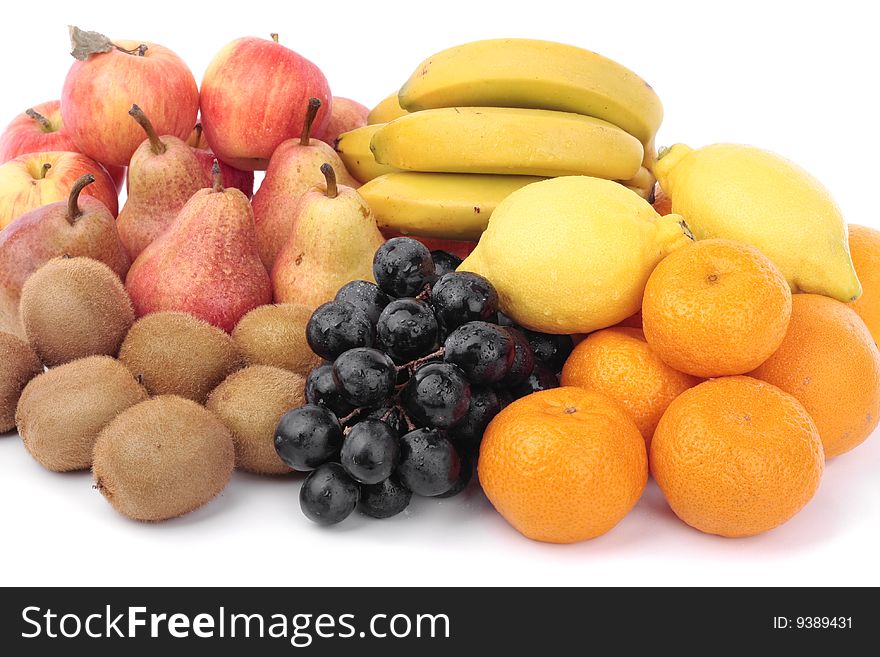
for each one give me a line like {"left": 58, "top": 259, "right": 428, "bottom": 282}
{"left": 232, "top": 304, "right": 322, "bottom": 376}
{"left": 0, "top": 332, "right": 43, "bottom": 432}
{"left": 206, "top": 365, "right": 305, "bottom": 474}
{"left": 20, "top": 257, "right": 135, "bottom": 367}
{"left": 118, "top": 311, "right": 243, "bottom": 404}
{"left": 15, "top": 356, "right": 147, "bottom": 472}
{"left": 92, "top": 395, "right": 235, "bottom": 521}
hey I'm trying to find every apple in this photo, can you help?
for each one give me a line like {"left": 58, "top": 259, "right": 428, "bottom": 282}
{"left": 186, "top": 123, "right": 255, "bottom": 198}
{"left": 61, "top": 39, "right": 199, "bottom": 167}
{"left": 199, "top": 35, "right": 331, "bottom": 171}
{"left": 321, "top": 97, "right": 369, "bottom": 146}
{"left": 0, "top": 100, "right": 126, "bottom": 193}
{"left": 0, "top": 151, "right": 118, "bottom": 229}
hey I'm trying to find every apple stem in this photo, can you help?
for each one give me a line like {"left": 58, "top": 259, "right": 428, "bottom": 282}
{"left": 300, "top": 98, "right": 321, "bottom": 146}
{"left": 193, "top": 122, "right": 203, "bottom": 145}
{"left": 25, "top": 109, "right": 52, "bottom": 132}
{"left": 39, "top": 163, "right": 52, "bottom": 179}
{"left": 115, "top": 43, "right": 148, "bottom": 57}
{"left": 321, "top": 163, "right": 338, "bottom": 199}
{"left": 270, "top": 33, "right": 279, "bottom": 43}
{"left": 211, "top": 160, "right": 224, "bottom": 192}
{"left": 67, "top": 174, "right": 95, "bottom": 223}
{"left": 129, "top": 104, "right": 166, "bottom": 155}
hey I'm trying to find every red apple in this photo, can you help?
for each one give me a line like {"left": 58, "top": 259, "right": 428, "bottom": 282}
{"left": 0, "top": 100, "right": 126, "bottom": 192}
{"left": 0, "top": 151, "right": 118, "bottom": 229}
{"left": 199, "top": 35, "right": 331, "bottom": 171}
{"left": 186, "top": 124, "right": 254, "bottom": 198}
{"left": 321, "top": 97, "right": 369, "bottom": 146}
{"left": 61, "top": 39, "right": 199, "bottom": 167}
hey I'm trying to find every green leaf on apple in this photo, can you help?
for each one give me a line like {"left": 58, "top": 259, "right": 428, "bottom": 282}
{"left": 68, "top": 26, "right": 115, "bottom": 61}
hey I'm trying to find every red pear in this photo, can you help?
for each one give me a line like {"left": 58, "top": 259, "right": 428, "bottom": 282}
{"left": 187, "top": 123, "right": 254, "bottom": 198}
{"left": 0, "top": 175, "right": 129, "bottom": 336}
{"left": 252, "top": 98, "right": 358, "bottom": 270}
{"left": 126, "top": 163, "right": 271, "bottom": 332}
{"left": 117, "top": 105, "right": 210, "bottom": 260}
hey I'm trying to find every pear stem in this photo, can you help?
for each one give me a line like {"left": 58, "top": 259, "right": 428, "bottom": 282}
{"left": 321, "top": 163, "right": 338, "bottom": 199}
{"left": 25, "top": 109, "right": 52, "bottom": 131}
{"left": 128, "top": 104, "right": 166, "bottom": 155}
{"left": 270, "top": 33, "right": 279, "bottom": 43}
{"left": 300, "top": 98, "right": 321, "bottom": 146}
{"left": 67, "top": 174, "right": 95, "bottom": 223}
{"left": 39, "top": 162, "right": 52, "bottom": 179}
{"left": 211, "top": 160, "right": 224, "bottom": 192}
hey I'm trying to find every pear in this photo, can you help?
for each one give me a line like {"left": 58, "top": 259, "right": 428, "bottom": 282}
{"left": 252, "top": 98, "right": 358, "bottom": 270}
{"left": 117, "top": 105, "right": 210, "bottom": 260}
{"left": 126, "top": 162, "right": 272, "bottom": 332}
{"left": 272, "top": 164, "right": 385, "bottom": 309}
{"left": 0, "top": 174, "right": 129, "bottom": 336}
{"left": 653, "top": 143, "right": 861, "bottom": 302}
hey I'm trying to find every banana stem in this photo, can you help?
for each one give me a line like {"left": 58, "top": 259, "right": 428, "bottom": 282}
{"left": 25, "top": 109, "right": 52, "bottom": 131}
{"left": 300, "top": 98, "right": 321, "bottom": 146}
{"left": 67, "top": 174, "right": 95, "bottom": 223}
{"left": 321, "top": 163, "right": 338, "bottom": 198}
{"left": 129, "top": 104, "right": 166, "bottom": 155}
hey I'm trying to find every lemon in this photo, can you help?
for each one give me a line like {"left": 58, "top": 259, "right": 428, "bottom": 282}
{"left": 459, "top": 176, "right": 691, "bottom": 334}
{"left": 653, "top": 143, "right": 861, "bottom": 303}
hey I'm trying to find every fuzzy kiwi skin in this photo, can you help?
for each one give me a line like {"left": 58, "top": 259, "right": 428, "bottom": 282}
{"left": 207, "top": 365, "right": 305, "bottom": 474}
{"left": 0, "top": 332, "right": 43, "bottom": 432}
{"left": 93, "top": 396, "right": 235, "bottom": 522}
{"left": 20, "top": 257, "right": 135, "bottom": 367}
{"left": 15, "top": 356, "right": 147, "bottom": 472}
{"left": 118, "top": 311, "right": 244, "bottom": 404}
{"left": 232, "top": 304, "right": 322, "bottom": 376}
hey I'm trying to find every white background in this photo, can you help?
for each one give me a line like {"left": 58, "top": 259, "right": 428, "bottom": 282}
{"left": 1, "top": 0, "right": 879, "bottom": 587}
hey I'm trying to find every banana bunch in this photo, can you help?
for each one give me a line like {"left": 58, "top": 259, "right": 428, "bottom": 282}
{"left": 338, "top": 38, "right": 662, "bottom": 239}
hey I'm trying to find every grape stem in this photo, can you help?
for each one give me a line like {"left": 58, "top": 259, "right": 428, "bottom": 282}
{"left": 338, "top": 407, "right": 368, "bottom": 425}
{"left": 407, "top": 348, "right": 446, "bottom": 372}
{"left": 398, "top": 406, "right": 417, "bottom": 432}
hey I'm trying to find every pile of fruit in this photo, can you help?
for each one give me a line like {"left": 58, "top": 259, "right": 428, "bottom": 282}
{"left": 0, "top": 28, "right": 878, "bottom": 544}
{"left": 274, "top": 238, "right": 571, "bottom": 522}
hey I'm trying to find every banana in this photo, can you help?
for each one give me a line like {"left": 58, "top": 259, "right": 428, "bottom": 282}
{"left": 367, "top": 92, "right": 408, "bottom": 125}
{"left": 358, "top": 172, "right": 544, "bottom": 241}
{"left": 370, "top": 107, "right": 643, "bottom": 179}
{"left": 618, "top": 166, "right": 657, "bottom": 201}
{"left": 336, "top": 124, "right": 398, "bottom": 183}
{"left": 398, "top": 39, "right": 663, "bottom": 146}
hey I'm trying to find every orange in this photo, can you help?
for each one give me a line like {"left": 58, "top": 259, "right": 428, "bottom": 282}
{"left": 642, "top": 238, "right": 792, "bottom": 377}
{"left": 750, "top": 294, "right": 880, "bottom": 458}
{"left": 651, "top": 376, "right": 824, "bottom": 537}
{"left": 560, "top": 327, "right": 701, "bottom": 448}
{"left": 847, "top": 224, "right": 880, "bottom": 343}
{"left": 478, "top": 387, "right": 647, "bottom": 544}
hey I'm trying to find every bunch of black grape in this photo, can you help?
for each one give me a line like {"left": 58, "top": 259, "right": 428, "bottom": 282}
{"left": 273, "top": 237, "right": 573, "bottom": 525}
